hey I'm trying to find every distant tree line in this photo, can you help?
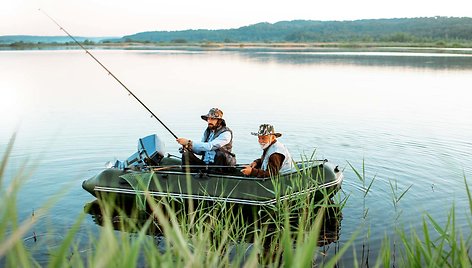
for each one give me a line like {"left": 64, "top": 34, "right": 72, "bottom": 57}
{"left": 2, "top": 17, "right": 472, "bottom": 47}
{"left": 119, "top": 17, "right": 472, "bottom": 43}
{"left": 4, "top": 40, "right": 96, "bottom": 48}
{"left": 0, "top": 35, "right": 105, "bottom": 45}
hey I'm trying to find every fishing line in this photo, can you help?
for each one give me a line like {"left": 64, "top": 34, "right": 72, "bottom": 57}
{"left": 39, "top": 9, "right": 178, "bottom": 139}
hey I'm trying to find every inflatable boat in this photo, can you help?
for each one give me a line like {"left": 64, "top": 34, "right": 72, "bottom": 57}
{"left": 82, "top": 134, "right": 343, "bottom": 207}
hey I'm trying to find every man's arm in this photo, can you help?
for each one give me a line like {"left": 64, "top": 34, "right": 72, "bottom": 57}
{"left": 192, "top": 131, "right": 231, "bottom": 153}
{"left": 250, "top": 158, "right": 262, "bottom": 168}
{"left": 249, "top": 153, "right": 285, "bottom": 178}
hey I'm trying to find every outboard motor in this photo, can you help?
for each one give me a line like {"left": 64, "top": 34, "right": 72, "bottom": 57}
{"left": 113, "top": 134, "right": 166, "bottom": 170}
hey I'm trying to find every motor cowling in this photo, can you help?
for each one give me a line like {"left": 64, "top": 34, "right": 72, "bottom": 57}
{"left": 137, "top": 134, "right": 165, "bottom": 166}
{"left": 113, "top": 134, "right": 166, "bottom": 169}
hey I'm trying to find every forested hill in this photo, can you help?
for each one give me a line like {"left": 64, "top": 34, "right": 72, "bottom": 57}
{"left": 0, "top": 35, "right": 108, "bottom": 44}
{"left": 122, "top": 17, "right": 472, "bottom": 43}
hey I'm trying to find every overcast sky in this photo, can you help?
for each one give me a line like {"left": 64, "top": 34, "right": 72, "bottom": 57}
{"left": 1, "top": 0, "right": 471, "bottom": 37}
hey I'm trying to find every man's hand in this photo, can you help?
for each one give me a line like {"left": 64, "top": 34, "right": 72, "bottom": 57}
{"left": 240, "top": 165, "right": 252, "bottom": 176}
{"left": 176, "top": 138, "right": 190, "bottom": 146}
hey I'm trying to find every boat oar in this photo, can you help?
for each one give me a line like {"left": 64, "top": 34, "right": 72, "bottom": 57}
{"left": 39, "top": 9, "right": 178, "bottom": 139}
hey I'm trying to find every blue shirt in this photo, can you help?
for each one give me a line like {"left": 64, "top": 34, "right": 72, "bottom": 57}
{"left": 192, "top": 130, "right": 232, "bottom": 164}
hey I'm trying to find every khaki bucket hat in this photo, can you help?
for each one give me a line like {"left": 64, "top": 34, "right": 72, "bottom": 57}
{"left": 201, "top": 108, "right": 224, "bottom": 121}
{"left": 251, "top": 124, "right": 282, "bottom": 137}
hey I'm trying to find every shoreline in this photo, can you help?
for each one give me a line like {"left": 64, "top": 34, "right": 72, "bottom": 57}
{"left": 2, "top": 42, "right": 472, "bottom": 54}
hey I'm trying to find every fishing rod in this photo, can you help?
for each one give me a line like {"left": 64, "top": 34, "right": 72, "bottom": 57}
{"left": 39, "top": 9, "right": 178, "bottom": 139}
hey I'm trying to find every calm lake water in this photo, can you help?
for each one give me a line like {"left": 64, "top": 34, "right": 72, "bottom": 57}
{"left": 1, "top": 48, "right": 472, "bottom": 265}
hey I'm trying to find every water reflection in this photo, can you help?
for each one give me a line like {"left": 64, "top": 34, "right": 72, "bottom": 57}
{"left": 22, "top": 233, "right": 68, "bottom": 266}
{"left": 83, "top": 198, "right": 342, "bottom": 264}
{"left": 84, "top": 200, "right": 158, "bottom": 234}
{"left": 2, "top": 49, "right": 471, "bottom": 266}
{"left": 237, "top": 51, "right": 472, "bottom": 70}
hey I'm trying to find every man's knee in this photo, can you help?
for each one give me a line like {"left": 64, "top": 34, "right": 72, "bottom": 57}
{"left": 214, "top": 151, "right": 236, "bottom": 166}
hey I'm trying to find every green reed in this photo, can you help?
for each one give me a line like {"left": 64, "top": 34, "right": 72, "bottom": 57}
{"left": 1, "top": 137, "right": 471, "bottom": 267}
{"left": 379, "top": 192, "right": 472, "bottom": 267}
{"left": 348, "top": 162, "right": 472, "bottom": 267}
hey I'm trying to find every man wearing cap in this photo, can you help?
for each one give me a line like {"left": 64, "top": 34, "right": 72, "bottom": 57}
{"left": 241, "top": 124, "right": 294, "bottom": 178}
{"left": 176, "top": 108, "right": 236, "bottom": 170}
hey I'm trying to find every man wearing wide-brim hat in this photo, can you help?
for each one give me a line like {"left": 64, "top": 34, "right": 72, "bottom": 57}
{"left": 241, "top": 124, "right": 294, "bottom": 177}
{"left": 176, "top": 108, "right": 236, "bottom": 170}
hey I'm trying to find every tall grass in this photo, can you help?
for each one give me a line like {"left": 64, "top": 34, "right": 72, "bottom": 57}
{"left": 392, "top": 175, "right": 472, "bottom": 267}
{"left": 0, "top": 138, "right": 349, "bottom": 267}
{"left": 377, "top": 194, "right": 472, "bottom": 267}
{"left": 1, "top": 138, "right": 471, "bottom": 267}
{"left": 347, "top": 159, "right": 376, "bottom": 266}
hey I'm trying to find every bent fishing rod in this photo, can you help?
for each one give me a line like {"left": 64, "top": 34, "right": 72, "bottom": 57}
{"left": 39, "top": 9, "right": 178, "bottom": 139}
